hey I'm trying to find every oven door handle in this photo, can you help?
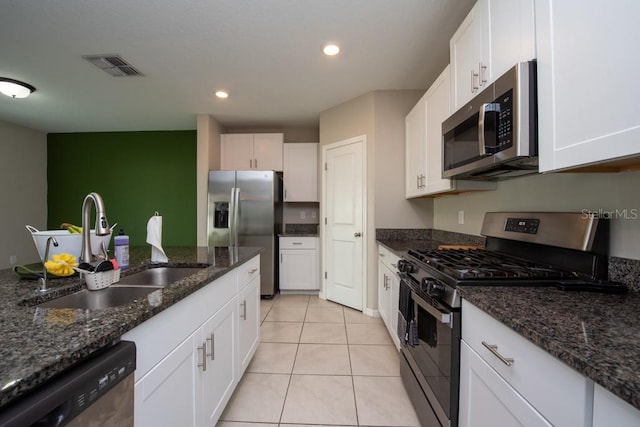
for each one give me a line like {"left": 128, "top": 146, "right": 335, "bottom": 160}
{"left": 411, "top": 291, "right": 451, "bottom": 324}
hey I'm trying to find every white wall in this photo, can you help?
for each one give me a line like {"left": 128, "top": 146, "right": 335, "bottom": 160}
{"left": 319, "top": 90, "right": 434, "bottom": 312}
{"left": 0, "top": 119, "right": 47, "bottom": 268}
{"left": 434, "top": 171, "right": 640, "bottom": 259}
{"left": 196, "top": 114, "right": 223, "bottom": 246}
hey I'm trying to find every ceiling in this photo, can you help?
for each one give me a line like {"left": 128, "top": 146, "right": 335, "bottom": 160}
{"left": 0, "top": 0, "right": 475, "bottom": 133}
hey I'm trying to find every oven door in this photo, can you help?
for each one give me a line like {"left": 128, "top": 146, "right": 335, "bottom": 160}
{"left": 399, "top": 277, "right": 461, "bottom": 427}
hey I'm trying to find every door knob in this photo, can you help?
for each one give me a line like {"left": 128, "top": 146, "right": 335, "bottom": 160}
{"left": 354, "top": 232, "right": 362, "bottom": 237}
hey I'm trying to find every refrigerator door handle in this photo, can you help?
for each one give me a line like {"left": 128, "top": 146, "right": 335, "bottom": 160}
{"left": 233, "top": 187, "right": 240, "bottom": 247}
{"left": 229, "top": 187, "right": 236, "bottom": 246}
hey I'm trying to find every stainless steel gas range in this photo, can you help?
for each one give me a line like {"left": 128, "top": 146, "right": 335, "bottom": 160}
{"left": 396, "top": 212, "right": 627, "bottom": 427}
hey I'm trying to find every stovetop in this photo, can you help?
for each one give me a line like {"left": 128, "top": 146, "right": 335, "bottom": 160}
{"left": 407, "top": 248, "right": 579, "bottom": 281}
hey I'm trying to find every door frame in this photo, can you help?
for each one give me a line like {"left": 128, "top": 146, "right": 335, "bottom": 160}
{"left": 320, "top": 135, "right": 368, "bottom": 313}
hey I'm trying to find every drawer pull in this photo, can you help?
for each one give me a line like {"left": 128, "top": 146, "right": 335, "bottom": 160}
{"left": 249, "top": 268, "right": 258, "bottom": 274}
{"left": 482, "top": 341, "right": 514, "bottom": 367}
{"left": 292, "top": 242, "right": 303, "bottom": 245}
{"left": 206, "top": 333, "right": 215, "bottom": 361}
{"left": 197, "top": 341, "right": 207, "bottom": 371}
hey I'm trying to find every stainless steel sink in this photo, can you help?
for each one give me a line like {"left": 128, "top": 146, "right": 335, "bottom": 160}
{"left": 37, "top": 286, "right": 162, "bottom": 309}
{"left": 115, "top": 267, "right": 203, "bottom": 287}
{"left": 35, "top": 267, "right": 204, "bottom": 309}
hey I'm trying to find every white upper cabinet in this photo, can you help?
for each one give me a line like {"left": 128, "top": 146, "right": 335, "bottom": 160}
{"left": 405, "top": 66, "right": 495, "bottom": 198}
{"left": 283, "top": 143, "right": 318, "bottom": 202}
{"left": 536, "top": 0, "right": 640, "bottom": 172}
{"left": 221, "top": 133, "right": 283, "bottom": 171}
{"left": 450, "top": 0, "right": 535, "bottom": 112}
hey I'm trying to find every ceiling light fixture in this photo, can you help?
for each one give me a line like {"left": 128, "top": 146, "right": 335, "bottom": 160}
{"left": 215, "top": 90, "right": 229, "bottom": 99}
{"left": 0, "top": 78, "right": 36, "bottom": 98}
{"left": 323, "top": 43, "right": 340, "bottom": 56}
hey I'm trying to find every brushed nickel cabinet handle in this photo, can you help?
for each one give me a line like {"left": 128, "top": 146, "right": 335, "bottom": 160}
{"left": 479, "top": 61, "right": 487, "bottom": 86}
{"left": 249, "top": 268, "right": 258, "bottom": 274}
{"left": 354, "top": 232, "right": 362, "bottom": 237}
{"left": 482, "top": 341, "right": 514, "bottom": 367}
{"left": 197, "top": 341, "right": 207, "bottom": 371}
{"left": 241, "top": 300, "right": 247, "bottom": 320}
{"left": 206, "top": 333, "right": 215, "bottom": 361}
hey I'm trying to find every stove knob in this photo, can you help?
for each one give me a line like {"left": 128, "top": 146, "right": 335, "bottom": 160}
{"left": 423, "top": 278, "right": 445, "bottom": 298}
{"left": 397, "top": 260, "right": 415, "bottom": 273}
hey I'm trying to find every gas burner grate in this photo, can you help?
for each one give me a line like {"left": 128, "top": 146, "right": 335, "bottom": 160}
{"left": 407, "top": 248, "right": 578, "bottom": 281}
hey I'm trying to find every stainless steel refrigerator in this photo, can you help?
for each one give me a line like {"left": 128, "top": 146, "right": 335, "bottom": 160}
{"left": 207, "top": 170, "right": 282, "bottom": 297}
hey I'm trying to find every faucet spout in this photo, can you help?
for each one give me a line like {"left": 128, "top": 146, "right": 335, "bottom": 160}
{"left": 39, "top": 236, "right": 59, "bottom": 292}
{"left": 80, "top": 192, "right": 110, "bottom": 264}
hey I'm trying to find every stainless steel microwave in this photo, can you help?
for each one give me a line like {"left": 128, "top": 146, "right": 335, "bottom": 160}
{"left": 442, "top": 61, "right": 538, "bottom": 180}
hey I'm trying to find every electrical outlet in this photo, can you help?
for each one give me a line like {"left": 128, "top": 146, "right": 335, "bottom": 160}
{"left": 458, "top": 210, "right": 465, "bottom": 225}
{"left": 9, "top": 255, "right": 17, "bottom": 265}
{"left": 300, "top": 211, "right": 306, "bottom": 219}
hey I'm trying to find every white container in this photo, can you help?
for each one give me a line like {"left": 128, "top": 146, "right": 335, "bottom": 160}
{"left": 85, "top": 268, "right": 121, "bottom": 291}
{"left": 26, "top": 225, "right": 113, "bottom": 262}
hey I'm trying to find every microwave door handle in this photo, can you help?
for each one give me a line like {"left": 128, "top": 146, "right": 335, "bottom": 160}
{"left": 478, "top": 103, "right": 500, "bottom": 156}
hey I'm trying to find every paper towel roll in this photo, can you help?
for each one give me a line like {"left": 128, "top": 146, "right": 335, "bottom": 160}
{"left": 146, "top": 213, "right": 168, "bottom": 263}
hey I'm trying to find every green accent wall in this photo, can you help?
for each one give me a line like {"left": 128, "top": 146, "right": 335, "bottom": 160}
{"left": 47, "top": 130, "right": 196, "bottom": 246}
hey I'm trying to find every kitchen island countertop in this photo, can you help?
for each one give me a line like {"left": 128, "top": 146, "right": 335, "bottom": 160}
{"left": 0, "top": 245, "right": 261, "bottom": 409}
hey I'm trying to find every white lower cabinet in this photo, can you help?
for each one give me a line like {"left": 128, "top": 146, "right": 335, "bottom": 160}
{"left": 377, "top": 245, "right": 400, "bottom": 349}
{"left": 460, "top": 341, "right": 551, "bottom": 427}
{"left": 279, "top": 237, "right": 319, "bottom": 291}
{"left": 200, "top": 299, "right": 237, "bottom": 427}
{"left": 134, "top": 332, "right": 199, "bottom": 427}
{"left": 593, "top": 384, "right": 640, "bottom": 427}
{"left": 122, "top": 255, "right": 260, "bottom": 427}
{"left": 460, "top": 299, "right": 593, "bottom": 427}
{"left": 238, "top": 275, "right": 260, "bottom": 376}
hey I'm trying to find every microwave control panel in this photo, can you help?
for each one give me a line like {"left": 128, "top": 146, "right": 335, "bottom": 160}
{"left": 496, "top": 89, "right": 513, "bottom": 148}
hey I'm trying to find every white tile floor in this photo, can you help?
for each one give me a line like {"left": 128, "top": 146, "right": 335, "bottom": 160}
{"left": 218, "top": 294, "right": 421, "bottom": 427}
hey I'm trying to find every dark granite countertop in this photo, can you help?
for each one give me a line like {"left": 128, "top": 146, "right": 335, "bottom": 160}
{"left": 376, "top": 233, "right": 640, "bottom": 411}
{"left": 0, "top": 245, "right": 261, "bottom": 409}
{"left": 377, "top": 239, "right": 443, "bottom": 256}
{"left": 459, "top": 286, "right": 640, "bottom": 410}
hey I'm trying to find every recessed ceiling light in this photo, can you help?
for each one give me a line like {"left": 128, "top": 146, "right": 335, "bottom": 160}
{"left": 323, "top": 43, "right": 340, "bottom": 56}
{"left": 215, "top": 90, "right": 229, "bottom": 99}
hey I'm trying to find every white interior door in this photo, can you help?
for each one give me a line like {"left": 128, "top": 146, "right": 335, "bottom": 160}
{"left": 323, "top": 137, "right": 365, "bottom": 311}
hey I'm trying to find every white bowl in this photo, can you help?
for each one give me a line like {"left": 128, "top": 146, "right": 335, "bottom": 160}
{"left": 26, "top": 225, "right": 113, "bottom": 262}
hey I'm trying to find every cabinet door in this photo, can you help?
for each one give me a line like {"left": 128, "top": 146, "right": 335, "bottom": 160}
{"left": 283, "top": 143, "right": 318, "bottom": 201}
{"left": 459, "top": 341, "right": 552, "bottom": 427}
{"left": 424, "top": 66, "right": 455, "bottom": 195}
{"left": 377, "top": 259, "right": 391, "bottom": 328}
{"left": 238, "top": 276, "right": 260, "bottom": 376}
{"left": 450, "top": 2, "right": 484, "bottom": 111}
{"left": 486, "top": 0, "right": 535, "bottom": 83}
{"left": 387, "top": 267, "right": 400, "bottom": 350}
{"left": 134, "top": 332, "right": 199, "bottom": 427}
{"left": 201, "top": 299, "right": 237, "bottom": 427}
{"left": 593, "top": 384, "right": 640, "bottom": 427}
{"left": 253, "top": 133, "right": 283, "bottom": 171}
{"left": 404, "top": 92, "right": 427, "bottom": 198}
{"left": 221, "top": 134, "right": 254, "bottom": 171}
{"left": 279, "top": 249, "right": 318, "bottom": 290}
{"left": 537, "top": 0, "right": 640, "bottom": 171}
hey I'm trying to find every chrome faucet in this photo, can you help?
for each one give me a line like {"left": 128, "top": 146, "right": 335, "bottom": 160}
{"left": 80, "top": 192, "right": 110, "bottom": 264}
{"left": 39, "top": 236, "right": 58, "bottom": 292}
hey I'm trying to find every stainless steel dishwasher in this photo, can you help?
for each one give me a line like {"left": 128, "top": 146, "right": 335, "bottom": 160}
{"left": 0, "top": 341, "right": 136, "bottom": 427}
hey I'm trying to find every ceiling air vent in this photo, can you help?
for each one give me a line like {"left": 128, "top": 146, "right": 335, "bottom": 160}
{"left": 82, "top": 54, "right": 143, "bottom": 77}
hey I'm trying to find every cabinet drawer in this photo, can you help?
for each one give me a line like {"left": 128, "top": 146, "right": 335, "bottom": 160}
{"left": 377, "top": 245, "right": 400, "bottom": 271}
{"left": 462, "top": 300, "right": 592, "bottom": 427}
{"left": 237, "top": 255, "right": 260, "bottom": 290}
{"left": 280, "top": 236, "right": 317, "bottom": 249}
